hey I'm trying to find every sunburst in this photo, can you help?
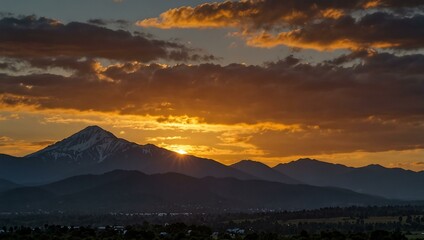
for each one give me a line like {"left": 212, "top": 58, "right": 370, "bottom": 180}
{"left": 176, "top": 149, "right": 187, "bottom": 155}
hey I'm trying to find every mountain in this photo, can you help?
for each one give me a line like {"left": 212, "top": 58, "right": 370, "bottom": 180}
{"left": 0, "top": 154, "right": 51, "bottom": 185}
{"left": 330, "top": 164, "right": 424, "bottom": 200}
{"left": 0, "top": 178, "right": 20, "bottom": 193}
{"left": 3, "top": 126, "right": 424, "bottom": 201}
{"left": 274, "top": 159, "right": 424, "bottom": 200}
{"left": 0, "top": 126, "right": 253, "bottom": 184}
{"left": 231, "top": 160, "right": 301, "bottom": 184}
{"left": 274, "top": 158, "right": 353, "bottom": 186}
{"left": 26, "top": 125, "right": 134, "bottom": 164}
{"left": 0, "top": 170, "right": 391, "bottom": 213}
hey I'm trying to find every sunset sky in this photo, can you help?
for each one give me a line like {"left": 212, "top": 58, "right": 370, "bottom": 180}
{"left": 1, "top": 0, "right": 424, "bottom": 170}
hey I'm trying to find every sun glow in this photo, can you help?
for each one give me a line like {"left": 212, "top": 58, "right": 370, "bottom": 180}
{"left": 176, "top": 149, "right": 188, "bottom": 155}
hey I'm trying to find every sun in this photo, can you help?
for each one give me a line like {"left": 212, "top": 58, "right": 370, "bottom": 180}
{"left": 176, "top": 149, "right": 187, "bottom": 155}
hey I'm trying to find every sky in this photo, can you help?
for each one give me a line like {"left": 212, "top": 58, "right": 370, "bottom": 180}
{"left": 1, "top": 0, "right": 424, "bottom": 170}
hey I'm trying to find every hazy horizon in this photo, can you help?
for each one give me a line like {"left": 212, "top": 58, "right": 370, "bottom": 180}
{"left": 4, "top": 124, "right": 423, "bottom": 172}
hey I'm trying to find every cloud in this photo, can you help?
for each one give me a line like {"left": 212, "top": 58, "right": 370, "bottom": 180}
{"left": 0, "top": 15, "right": 214, "bottom": 63}
{"left": 137, "top": 0, "right": 424, "bottom": 51}
{"left": 137, "top": 0, "right": 422, "bottom": 29}
{"left": 0, "top": 106, "right": 295, "bottom": 159}
{"left": 246, "top": 13, "right": 424, "bottom": 50}
{"left": 0, "top": 135, "right": 55, "bottom": 156}
{"left": 146, "top": 136, "right": 188, "bottom": 142}
{"left": 138, "top": 1, "right": 335, "bottom": 29}
{"left": 1, "top": 53, "right": 424, "bottom": 124}
{"left": 156, "top": 141, "right": 266, "bottom": 160}
{"left": 87, "top": 18, "right": 130, "bottom": 28}
{"left": 1, "top": 52, "right": 424, "bottom": 156}
{"left": 87, "top": 18, "right": 108, "bottom": 26}
{"left": 2, "top": 105, "right": 424, "bottom": 168}
{"left": 0, "top": 113, "right": 20, "bottom": 121}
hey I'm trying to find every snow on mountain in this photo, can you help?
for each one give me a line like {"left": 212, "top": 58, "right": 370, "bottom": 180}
{"left": 26, "top": 126, "right": 137, "bottom": 163}
{"left": 3, "top": 126, "right": 253, "bottom": 183}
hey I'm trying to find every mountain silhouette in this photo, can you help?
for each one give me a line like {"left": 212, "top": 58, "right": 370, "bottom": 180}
{"left": 2, "top": 126, "right": 424, "bottom": 202}
{"left": 274, "top": 158, "right": 353, "bottom": 185}
{"left": 0, "top": 170, "right": 391, "bottom": 213}
{"left": 231, "top": 160, "right": 301, "bottom": 184}
{"left": 0, "top": 178, "right": 19, "bottom": 192}
{"left": 274, "top": 158, "right": 424, "bottom": 200}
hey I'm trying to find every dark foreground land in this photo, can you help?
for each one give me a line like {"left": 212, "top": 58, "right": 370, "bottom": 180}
{"left": 0, "top": 225, "right": 413, "bottom": 240}
{"left": 1, "top": 206, "right": 424, "bottom": 239}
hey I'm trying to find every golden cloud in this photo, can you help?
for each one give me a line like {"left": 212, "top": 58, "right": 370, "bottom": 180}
{"left": 137, "top": 2, "right": 254, "bottom": 29}
{"left": 2, "top": 102, "right": 424, "bottom": 171}
{"left": 137, "top": 1, "right": 424, "bottom": 51}
{"left": 2, "top": 51, "right": 424, "bottom": 163}
{"left": 0, "top": 135, "right": 55, "bottom": 156}
{"left": 137, "top": 0, "right": 411, "bottom": 29}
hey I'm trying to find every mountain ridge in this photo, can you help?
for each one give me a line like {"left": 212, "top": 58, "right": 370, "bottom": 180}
{"left": 231, "top": 159, "right": 301, "bottom": 184}
{"left": 2, "top": 126, "right": 424, "bottom": 201}
{"left": 274, "top": 158, "right": 424, "bottom": 200}
{"left": 0, "top": 169, "right": 393, "bottom": 213}
{"left": 0, "top": 178, "right": 20, "bottom": 193}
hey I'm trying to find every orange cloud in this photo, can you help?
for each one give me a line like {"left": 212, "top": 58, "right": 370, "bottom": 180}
{"left": 243, "top": 13, "right": 422, "bottom": 51}
{"left": 0, "top": 135, "right": 55, "bottom": 156}
{"left": 363, "top": 0, "right": 382, "bottom": 8}
{"left": 2, "top": 51, "right": 424, "bottom": 163}
{"left": 320, "top": 9, "right": 345, "bottom": 19}
{"left": 2, "top": 101, "right": 424, "bottom": 171}
{"left": 3, "top": 105, "right": 424, "bottom": 171}
{"left": 137, "top": 2, "right": 260, "bottom": 29}
{"left": 137, "top": 0, "right": 417, "bottom": 29}
{"left": 244, "top": 30, "right": 398, "bottom": 50}
{"left": 137, "top": 1, "right": 424, "bottom": 51}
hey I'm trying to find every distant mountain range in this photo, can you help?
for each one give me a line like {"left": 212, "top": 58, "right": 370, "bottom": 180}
{"left": 231, "top": 160, "right": 300, "bottom": 184}
{"left": 274, "top": 159, "right": 424, "bottom": 200}
{"left": 0, "top": 178, "right": 20, "bottom": 192}
{"left": 0, "top": 170, "right": 389, "bottom": 213}
{"left": 1, "top": 125, "right": 424, "bottom": 213}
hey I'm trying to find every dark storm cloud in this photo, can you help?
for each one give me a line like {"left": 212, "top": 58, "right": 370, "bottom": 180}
{"left": 0, "top": 15, "right": 214, "bottom": 62}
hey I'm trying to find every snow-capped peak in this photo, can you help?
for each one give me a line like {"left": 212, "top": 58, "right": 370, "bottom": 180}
{"left": 27, "top": 126, "right": 135, "bottom": 163}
